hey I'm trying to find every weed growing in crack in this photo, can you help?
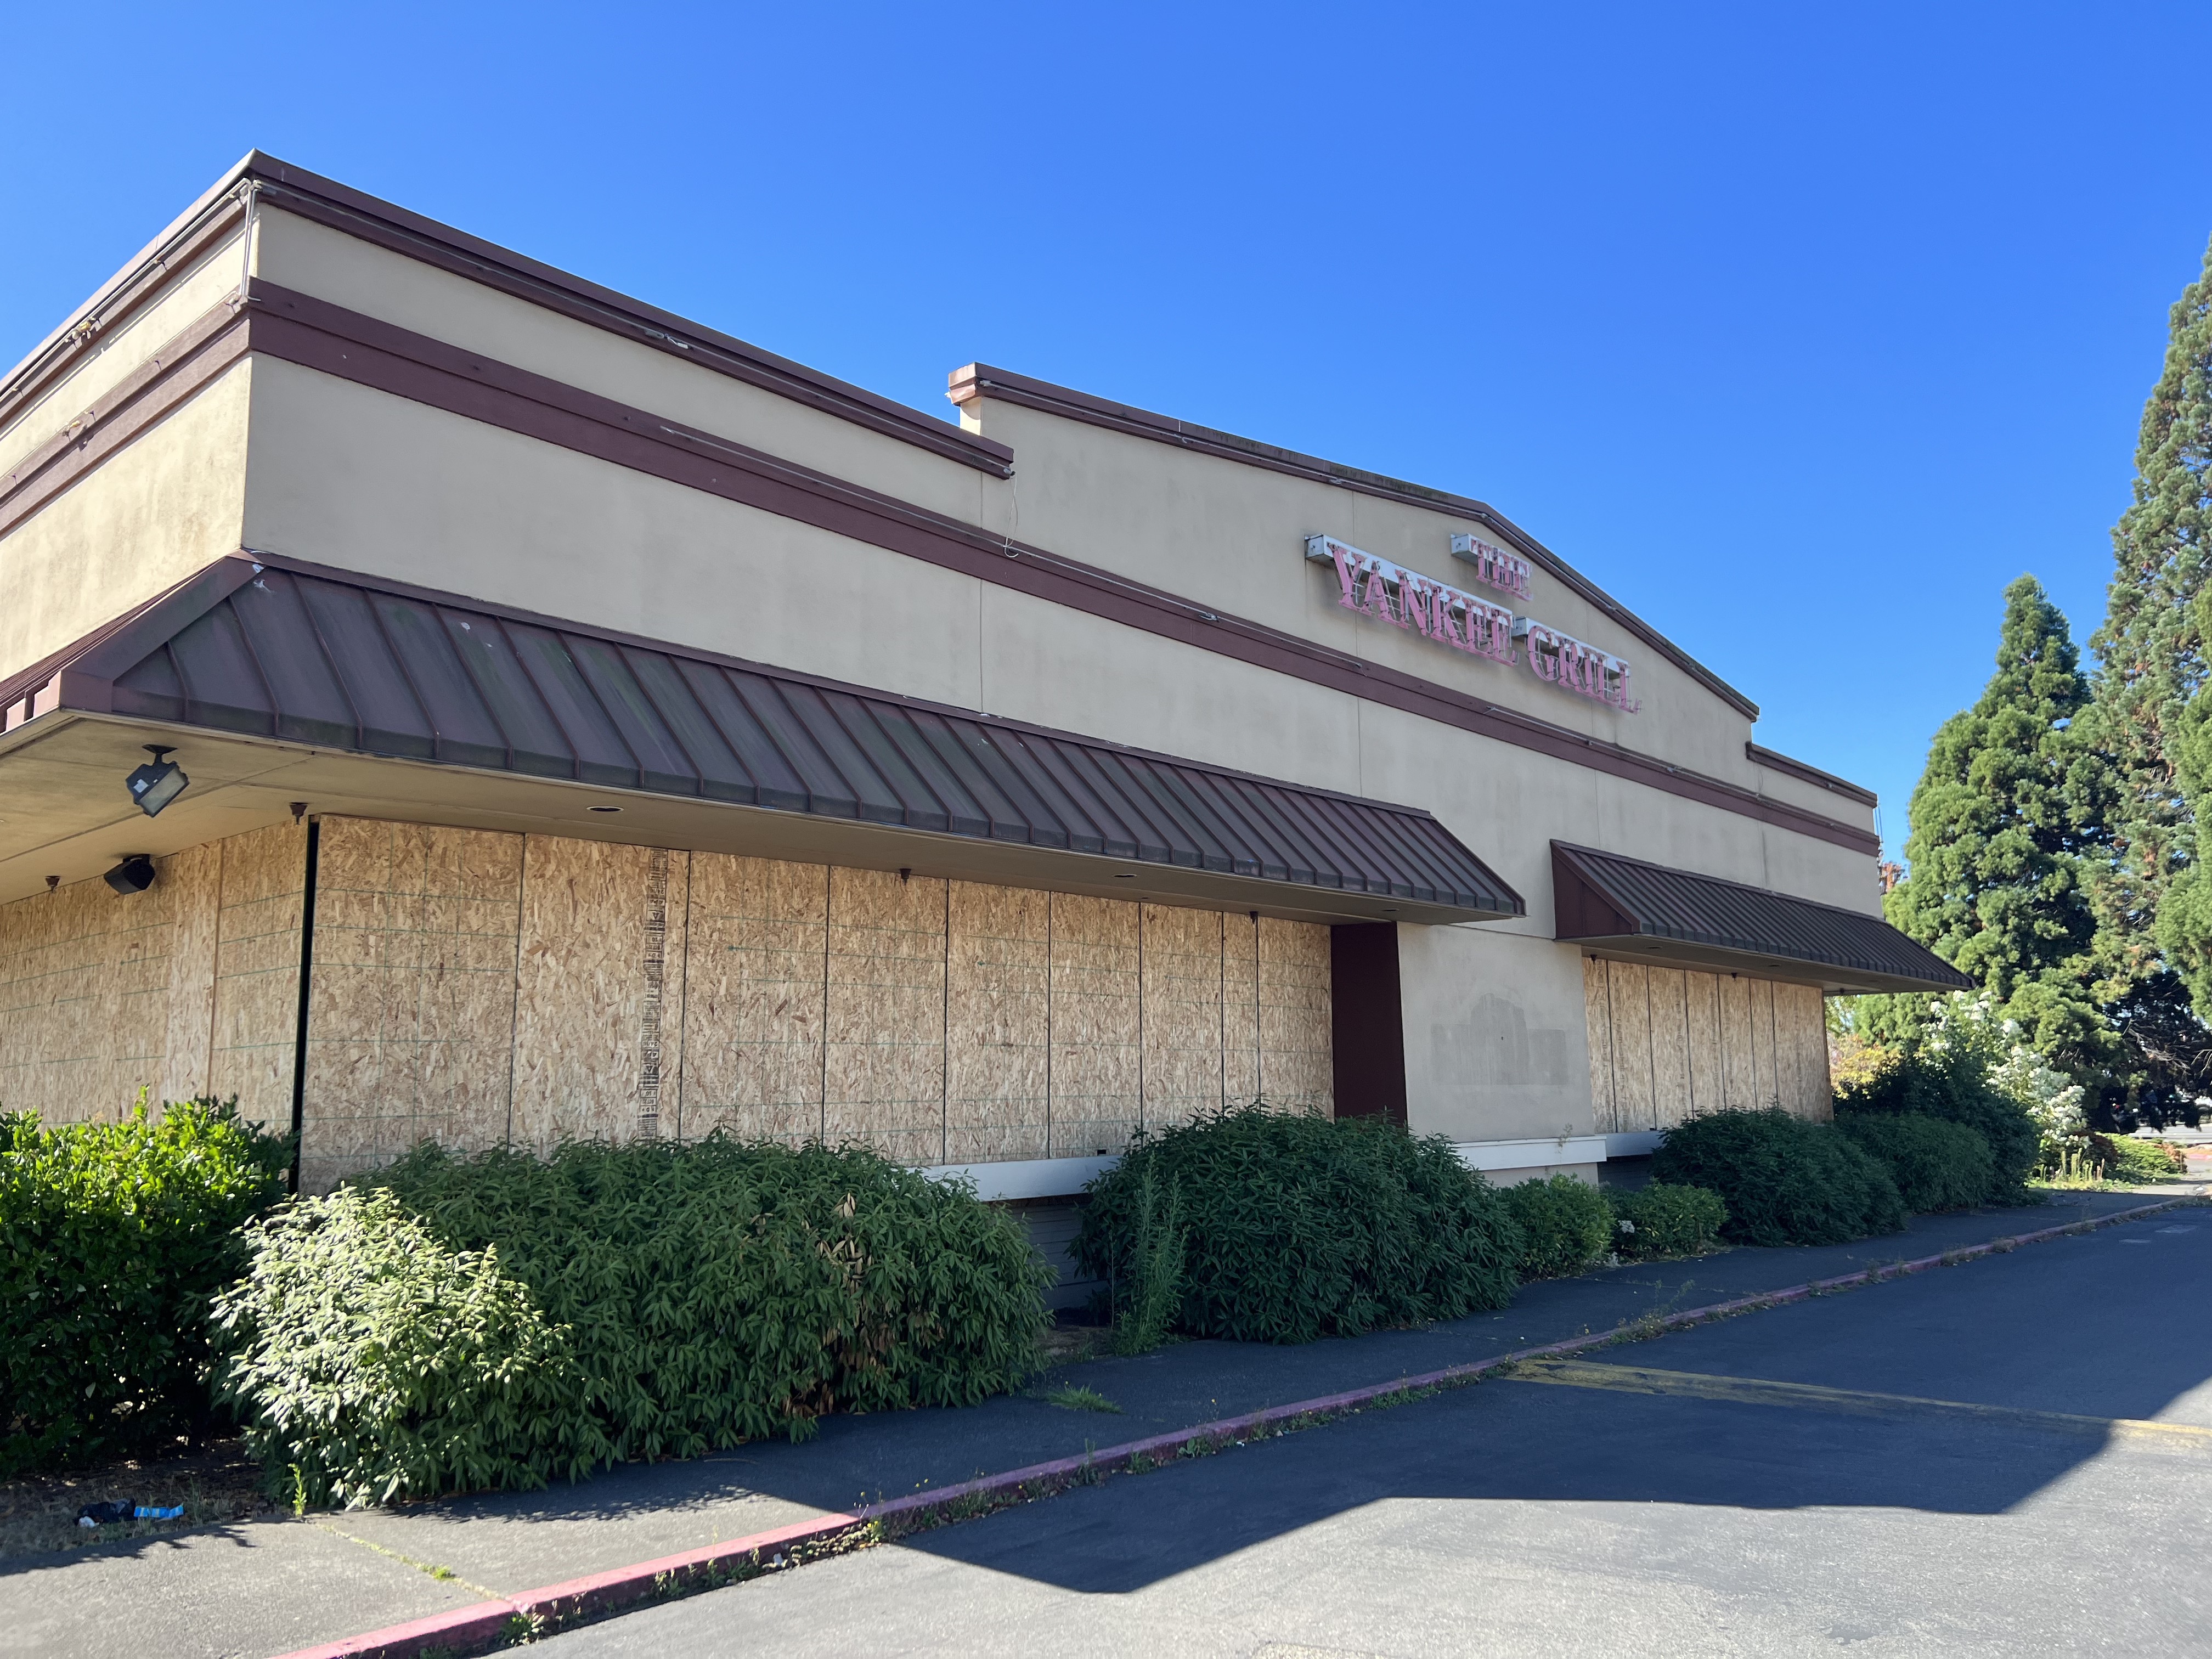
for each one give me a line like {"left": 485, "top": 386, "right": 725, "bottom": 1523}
{"left": 1036, "top": 1385, "right": 1122, "bottom": 1414}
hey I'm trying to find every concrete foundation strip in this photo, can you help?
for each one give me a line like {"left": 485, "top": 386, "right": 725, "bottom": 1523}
{"left": 278, "top": 1194, "right": 2200, "bottom": 1659}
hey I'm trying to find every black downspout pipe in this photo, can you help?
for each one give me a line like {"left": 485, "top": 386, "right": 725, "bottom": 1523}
{"left": 287, "top": 816, "right": 320, "bottom": 1193}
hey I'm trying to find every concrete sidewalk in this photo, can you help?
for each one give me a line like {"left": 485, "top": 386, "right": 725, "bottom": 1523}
{"left": 0, "top": 1188, "right": 2187, "bottom": 1659}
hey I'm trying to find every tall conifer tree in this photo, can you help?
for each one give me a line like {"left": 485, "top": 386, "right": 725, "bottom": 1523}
{"left": 2088, "top": 235, "right": 2212, "bottom": 981}
{"left": 1886, "top": 577, "right": 2113, "bottom": 1065}
{"left": 2087, "top": 234, "right": 2212, "bottom": 1113}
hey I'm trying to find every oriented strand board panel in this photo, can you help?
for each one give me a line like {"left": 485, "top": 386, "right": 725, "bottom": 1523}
{"left": 159, "top": 842, "right": 222, "bottom": 1106}
{"left": 679, "top": 854, "right": 828, "bottom": 1145}
{"left": 823, "top": 867, "right": 947, "bottom": 1164}
{"left": 1749, "top": 978, "right": 1779, "bottom": 1107}
{"left": 1582, "top": 957, "right": 1616, "bottom": 1133}
{"left": 209, "top": 823, "right": 310, "bottom": 1129}
{"left": 1776, "top": 981, "right": 1832, "bottom": 1119}
{"left": 509, "top": 836, "right": 689, "bottom": 1150}
{"left": 1717, "top": 973, "right": 1758, "bottom": 1109}
{"left": 0, "top": 856, "right": 204, "bottom": 1122}
{"left": 298, "top": 818, "right": 524, "bottom": 1190}
{"left": 1647, "top": 966, "right": 1693, "bottom": 1129}
{"left": 1605, "top": 961, "right": 1656, "bottom": 1131}
{"left": 1141, "top": 904, "right": 1223, "bottom": 1131}
{"left": 1682, "top": 969, "right": 1722, "bottom": 1121}
{"left": 1222, "top": 912, "right": 1261, "bottom": 1107}
{"left": 1258, "top": 917, "right": 1332, "bottom": 1114}
{"left": 945, "top": 882, "right": 1051, "bottom": 1163}
{"left": 1047, "top": 893, "right": 1141, "bottom": 1156}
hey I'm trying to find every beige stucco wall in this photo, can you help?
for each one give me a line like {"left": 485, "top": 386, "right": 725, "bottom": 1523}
{"left": 0, "top": 358, "right": 252, "bottom": 682}
{"left": 248, "top": 207, "right": 1002, "bottom": 532}
{"left": 0, "top": 226, "right": 246, "bottom": 481}
{"left": 962, "top": 397, "right": 1784, "bottom": 798}
{"left": 238, "top": 357, "right": 1876, "bottom": 912}
{"left": 1397, "top": 923, "right": 1594, "bottom": 1144}
{"left": 240, "top": 357, "right": 990, "bottom": 711}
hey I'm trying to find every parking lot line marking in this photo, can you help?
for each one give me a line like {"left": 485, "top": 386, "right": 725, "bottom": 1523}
{"left": 1505, "top": 1359, "right": 2212, "bottom": 1449}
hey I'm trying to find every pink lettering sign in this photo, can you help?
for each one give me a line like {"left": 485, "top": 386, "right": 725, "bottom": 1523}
{"left": 1307, "top": 537, "right": 1519, "bottom": 670}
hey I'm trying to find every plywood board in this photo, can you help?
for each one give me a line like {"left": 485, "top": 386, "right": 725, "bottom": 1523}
{"left": 509, "top": 835, "right": 689, "bottom": 1152}
{"left": 1681, "top": 969, "right": 1721, "bottom": 1121}
{"left": 298, "top": 818, "right": 524, "bottom": 1190}
{"left": 1222, "top": 912, "right": 1261, "bottom": 1107}
{"left": 678, "top": 853, "right": 828, "bottom": 1145}
{"left": 1582, "top": 956, "right": 1615, "bottom": 1133}
{"left": 0, "top": 876, "right": 129, "bottom": 1121}
{"left": 159, "top": 842, "right": 222, "bottom": 1106}
{"left": 822, "top": 866, "right": 947, "bottom": 1164}
{"left": 945, "top": 881, "right": 1050, "bottom": 1163}
{"left": 1047, "top": 893, "right": 1141, "bottom": 1156}
{"left": 1775, "top": 981, "right": 1832, "bottom": 1119}
{"left": 1749, "top": 978, "right": 1779, "bottom": 1107}
{"left": 1141, "top": 904, "right": 1223, "bottom": 1131}
{"left": 1258, "top": 918, "right": 1332, "bottom": 1114}
{"left": 1717, "top": 973, "right": 1758, "bottom": 1109}
{"left": 1605, "top": 961, "right": 1656, "bottom": 1131}
{"left": 1647, "top": 966, "right": 1692, "bottom": 1129}
{"left": 208, "top": 823, "right": 309, "bottom": 1130}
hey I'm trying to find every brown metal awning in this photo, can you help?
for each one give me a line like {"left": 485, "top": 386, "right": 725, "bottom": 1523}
{"left": 1551, "top": 841, "right": 1971, "bottom": 994}
{"left": 0, "top": 553, "right": 1523, "bottom": 921}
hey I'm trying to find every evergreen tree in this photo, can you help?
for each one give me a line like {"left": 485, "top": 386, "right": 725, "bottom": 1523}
{"left": 2088, "top": 232, "right": 2212, "bottom": 1117}
{"left": 1884, "top": 576, "right": 2114, "bottom": 1067}
{"left": 2087, "top": 235, "right": 2212, "bottom": 990}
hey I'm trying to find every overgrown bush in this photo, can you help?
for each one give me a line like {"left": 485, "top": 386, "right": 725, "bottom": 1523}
{"left": 1835, "top": 1045, "right": 2038, "bottom": 1203}
{"left": 2088, "top": 1133, "right": 2190, "bottom": 1182}
{"left": 1835, "top": 1113, "right": 1995, "bottom": 1212}
{"left": 1503, "top": 1173, "right": 1614, "bottom": 1278}
{"left": 213, "top": 1188, "right": 606, "bottom": 1508}
{"left": 1105, "top": 1161, "right": 1186, "bottom": 1355}
{"left": 363, "top": 1136, "right": 1049, "bottom": 1469}
{"left": 1609, "top": 1183, "right": 1728, "bottom": 1259}
{"left": 1650, "top": 1109, "right": 1907, "bottom": 1248}
{"left": 1074, "top": 1107, "right": 1522, "bottom": 1344}
{"left": 2, "top": 1099, "right": 290, "bottom": 1477}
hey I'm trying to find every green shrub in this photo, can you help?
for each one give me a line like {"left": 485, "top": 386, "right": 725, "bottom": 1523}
{"left": 365, "top": 1136, "right": 1049, "bottom": 1469}
{"left": 1650, "top": 1109, "right": 1907, "bottom": 1247}
{"left": 2, "top": 1099, "right": 290, "bottom": 1477}
{"left": 212, "top": 1187, "right": 607, "bottom": 1508}
{"left": 1072, "top": 1106, "right": 1522, "bottom": 1344}
{"left": 1610, "top": 1183, "right": 1728, "bottom": 1259}
{"left": 2089, "top": 1133, "right": 2189, "bottom": 1182}
{"left": 1835, "top": 1046, "right": 2038, "bottom": 1203}
{"left": 1836, "top": 1113, "right": 1995, "bottom": 1212}
{"left": 1502, "top": 1173, "right": 1614, "bottom": 1278}
{"left": 1106, "top": 1160, "right": 1186, "bottom": 1356}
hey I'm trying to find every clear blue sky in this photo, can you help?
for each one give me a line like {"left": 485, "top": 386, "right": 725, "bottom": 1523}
{"left": 5, "top": 3, "right": 2207, "bottom": 858}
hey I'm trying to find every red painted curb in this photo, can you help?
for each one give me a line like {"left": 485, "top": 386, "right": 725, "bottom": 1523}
{"left": 273, "top": 1194, "right": 2195, "bottom": 1659}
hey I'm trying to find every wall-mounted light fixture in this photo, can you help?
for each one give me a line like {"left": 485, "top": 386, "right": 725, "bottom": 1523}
{"left": 104, "top": 855, "right": 156, "bottom": 895}
{"left": 125, "top": 745, "right": 189, "bottom": 817}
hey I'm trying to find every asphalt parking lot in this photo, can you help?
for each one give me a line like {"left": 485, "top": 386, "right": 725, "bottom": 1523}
{"left": 543, "top": 1207, "right": 2212, "bottom": 1658}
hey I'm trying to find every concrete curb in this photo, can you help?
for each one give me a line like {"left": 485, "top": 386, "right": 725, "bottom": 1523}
{"left": 276, "top": 1194, "right": 2198, "bottom": 1659}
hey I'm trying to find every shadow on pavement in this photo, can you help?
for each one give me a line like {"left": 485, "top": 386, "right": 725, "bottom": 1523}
{"left": 888, "top": 1207, "right": 2212, "bottom": 1595}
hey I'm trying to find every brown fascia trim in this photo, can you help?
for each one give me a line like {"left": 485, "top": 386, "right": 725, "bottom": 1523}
{"left": 949, "top": 362, "right": 1760, "bottom": 722}
{"left": 4, "top": 152, "right": 1011, "bottom": 479}
{"left": 239, "top": 155, "right": 1013, "bottom": 479}
{"left": 0, "top": 160, "right": 257, "bottom": 432}
{"left": 2, "top": 283, "right": 1878, "bottom": 858}
{"left": 1746, "top": 742, "right": 1878, "bottom": 808}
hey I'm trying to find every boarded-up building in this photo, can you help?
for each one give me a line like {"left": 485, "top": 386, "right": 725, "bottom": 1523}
{"left": 0, "top": 156, "right": 1968, "bottom": 1271}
